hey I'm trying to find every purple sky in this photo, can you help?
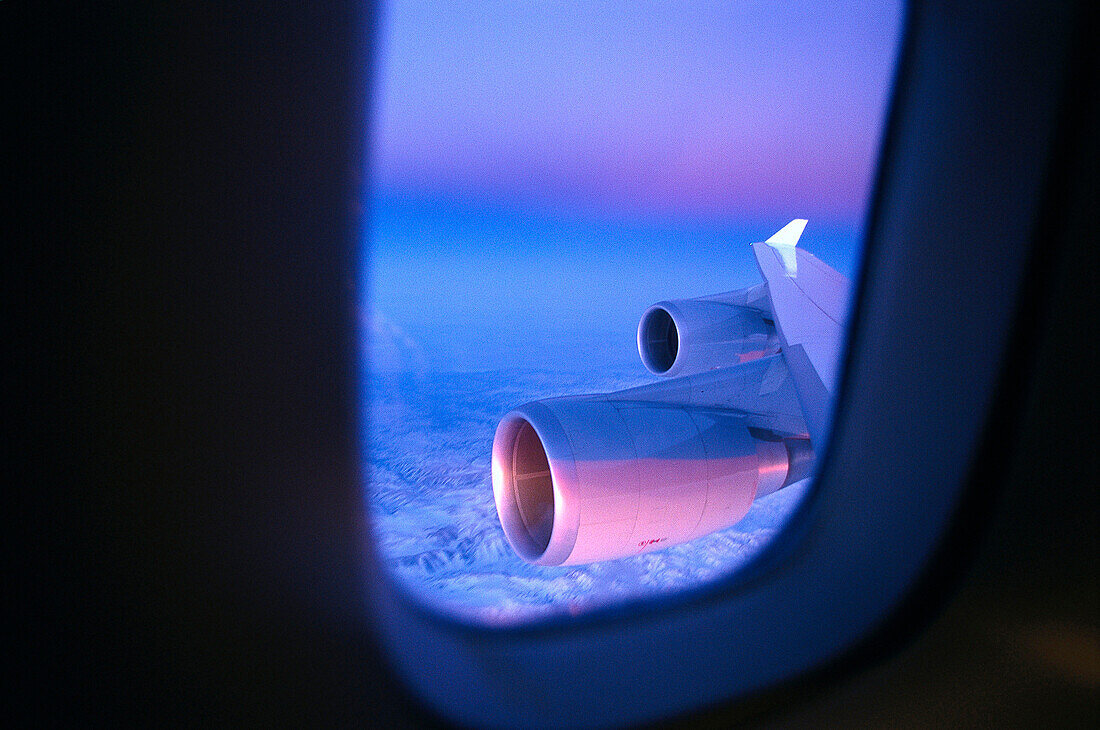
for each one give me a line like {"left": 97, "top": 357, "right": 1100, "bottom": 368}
{"left": 367, "top": 1, "right": 904, "bottom": 372}
{"left": 372, "top": 1, "right": 903, "bottom": 223}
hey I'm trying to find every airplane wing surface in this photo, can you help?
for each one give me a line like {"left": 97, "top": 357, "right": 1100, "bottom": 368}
{"left": 752, "top": 230, "right": 848, "bottom": 450}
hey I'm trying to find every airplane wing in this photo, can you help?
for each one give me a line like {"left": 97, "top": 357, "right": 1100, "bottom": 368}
{"left": 752, "top": 222, "right": 848, "bottom": 450}
{"left": 606, "top": 354, "right": 809, "bottom": 438}
{"left": 493, "top": 219, "right": 848, "bottom": 565}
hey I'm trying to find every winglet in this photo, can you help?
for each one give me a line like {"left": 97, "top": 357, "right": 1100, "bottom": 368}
{"left": 766, "top": 219, "right": 808, "bottom": 246}
{"left": 765, "top": 219, "right": 808, "bottom": 276}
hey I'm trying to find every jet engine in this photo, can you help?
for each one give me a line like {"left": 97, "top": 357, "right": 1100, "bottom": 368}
{"left": 637, "top": 286, "right": 779, "bottom": 377}
{"left": 491, "top": 219, "right": 843, "bottom": 565}
{"left": 492, "top": 397, "right": 812, "bottom": 566}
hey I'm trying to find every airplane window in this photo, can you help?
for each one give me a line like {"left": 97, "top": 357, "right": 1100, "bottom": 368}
{"left": 364, "top": 1, "right": 904, "bottom": 624}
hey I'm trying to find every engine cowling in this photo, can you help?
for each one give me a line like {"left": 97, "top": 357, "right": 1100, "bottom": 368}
{"left": 492, "top": 396, "right": 812, "bottom": 566}
{"left": 637, "top": 290, "right": 779, "bottom": 377}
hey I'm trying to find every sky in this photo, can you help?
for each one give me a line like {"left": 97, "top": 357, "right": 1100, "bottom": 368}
{"left": 366, "top": 0, "right": 904, "bottom": 372}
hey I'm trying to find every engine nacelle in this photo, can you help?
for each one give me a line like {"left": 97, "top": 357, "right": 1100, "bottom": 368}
{"left": 638, "top": 289, "right": 779, "bottom": 377}
{"left": 492, "top": 396, "right": 812, "bottom": 566}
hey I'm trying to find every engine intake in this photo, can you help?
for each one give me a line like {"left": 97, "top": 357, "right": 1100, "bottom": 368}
{"left": 638, "top": 294, "right": 779, "bottom": 377}
{"left": 492, "top": 397, "right": 812, "bottom": 566}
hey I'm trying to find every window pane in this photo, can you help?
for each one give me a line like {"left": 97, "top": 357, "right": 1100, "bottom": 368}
{"left": 365, "top": 0, "right": 904, "bottom": 624}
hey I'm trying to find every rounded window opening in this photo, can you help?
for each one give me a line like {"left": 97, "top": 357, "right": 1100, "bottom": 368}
{"left": 364, "top": 0, "right": 904, "bottom": 625}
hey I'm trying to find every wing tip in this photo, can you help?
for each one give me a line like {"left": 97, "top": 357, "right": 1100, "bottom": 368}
{"left": 765, "top": 219, "right": 808, "bottom": 247}
{"left": 762, "top": 219, "right": 807, "bottom": 276}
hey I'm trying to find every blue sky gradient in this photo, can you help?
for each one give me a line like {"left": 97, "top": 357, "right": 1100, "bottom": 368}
{"left": 367, "top": 0, "right": 903, "bottom": 372}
